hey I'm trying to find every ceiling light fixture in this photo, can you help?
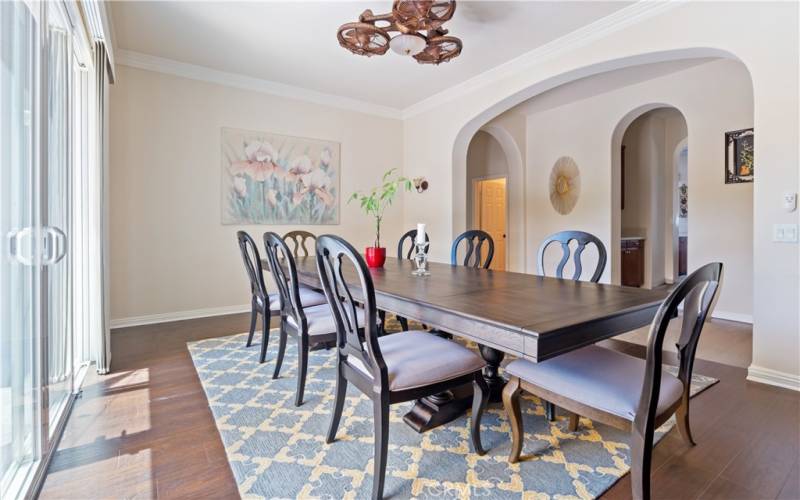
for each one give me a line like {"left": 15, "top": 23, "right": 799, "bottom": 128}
{"left": 337, "top": 0, "right": 463, "bottom": 65}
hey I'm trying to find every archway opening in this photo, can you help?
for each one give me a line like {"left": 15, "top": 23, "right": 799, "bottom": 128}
{"left": 618, "top": 107, "right": 688, "bottom": 288}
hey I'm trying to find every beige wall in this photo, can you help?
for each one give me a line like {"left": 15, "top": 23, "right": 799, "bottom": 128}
{"left": 401, "top": 2, "right": 798, "bottom": 382}
{"left": 110, "top": 65, "right": 405, "bottom": 321}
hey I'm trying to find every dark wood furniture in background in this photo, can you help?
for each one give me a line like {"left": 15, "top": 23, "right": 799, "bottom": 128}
{"left": 503, "top": 262, "right": 722, "bottom": 500}
{"left": 622, "top": 237, "right": 645, "bottom": 287}
{"left": 280, "top": 255, "right": 668, "bottom": 430}
{"left": 450, "top": 229, "right": 494, "bottom": 269}
{"left": 317, "top": 235, "right": 489, "bottom": 500}
{"left": 679, "top": 236, "right": 688, "bottom": 276}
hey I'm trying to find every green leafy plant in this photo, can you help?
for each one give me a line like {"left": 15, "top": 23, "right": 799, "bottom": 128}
{"left": 349, "top": 168, "right": 412, "bottom": 248}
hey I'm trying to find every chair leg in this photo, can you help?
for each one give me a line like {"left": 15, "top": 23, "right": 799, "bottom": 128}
{"left": 258, "top": 307, "right": 270, "bottom": 364}
{"left": 326, "top": 363, "right": 347, "bottom": 444}
{"left": 294, "top": 333, "right": 309, "bottom": 407}
{"left": 545, "top": 401, "right": 556, "bottom": 421}
{"left": 397, "top": 315, "right": 409, "bottom": 332}
{"left": 568, "top": 412, "right": 580, "bottom": 432}
{"left": 676, "top": 394, "right": 695, "bottom": 446}
{"left": 371, "top": 396, "right": 390, "bottom": 500}
{"left": 378, "top": 310, "right": 386, "bottom": 334}
{"left": 471, "top": 372, "right": 490, "bottom": 455}
{"left": 272, "top": 317, "right": 287, "bottom": 379}
{"left": 502, "top": 376, "right": 523, "bottom": 463}
{"left": 246, "top": 301, "right": 258, "bottom": 347}
{"left": 630, "top": 430, "right": 653, "bottom": 500}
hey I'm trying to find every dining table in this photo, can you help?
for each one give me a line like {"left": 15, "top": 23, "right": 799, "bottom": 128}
{"left": 266, "top": 255, "right": 668, "bottom": 433}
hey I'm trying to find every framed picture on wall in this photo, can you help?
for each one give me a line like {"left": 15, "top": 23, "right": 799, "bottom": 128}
{"left": 724, "top": 128, "right": 754, "bottom": 184}
{"left": 221, "top": 127, "right": 340, "bottom": 225}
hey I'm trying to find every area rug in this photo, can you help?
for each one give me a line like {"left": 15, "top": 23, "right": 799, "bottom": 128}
{"left": 187, "top": 324, "right": 717, "bottom": 499}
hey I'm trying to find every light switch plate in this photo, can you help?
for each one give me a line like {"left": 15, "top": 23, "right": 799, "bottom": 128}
{"left": 784, "top": 193, "right": 798, "bottom": 212}
{"left": 774, "top": 224, "right": 799, "bottom": 242}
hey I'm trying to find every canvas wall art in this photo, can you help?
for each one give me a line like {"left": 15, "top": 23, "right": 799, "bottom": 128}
{"left": 221, "top": 128, "right": 340, "bottom": 224}
{"left": 724, "top": 128, "right": 754, "bottom": 184}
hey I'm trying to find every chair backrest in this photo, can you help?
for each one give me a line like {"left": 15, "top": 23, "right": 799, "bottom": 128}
{"left": 397, "top": 229, "right": 430, "bottom": 260}
{"left": 635, "top": 262, "right": 722, "bottom": 436}
{"left": 262, "top": 232, "right": 305, "bottom": 322}
{"left": 283, "top": 230, "right": 316, "bottom": 258}
{"left": 316, "top": 235, "right": 387, "bottom": 385}
{"left": 450, "top": 230, "right": 494, "bottom": 269}
{"left": 536, "top": 230, "right": 607, "bottom": 282}
{"left": 237, "top": 231, "right": 268, "bottom": 301}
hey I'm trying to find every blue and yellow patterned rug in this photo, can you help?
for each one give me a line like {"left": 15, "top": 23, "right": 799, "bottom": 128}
{"left": 188, "top": 327, "right": 717, "bottom": 499}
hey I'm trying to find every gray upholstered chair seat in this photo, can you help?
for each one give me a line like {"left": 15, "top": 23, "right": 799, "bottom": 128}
{"left": 287, "top": 303, "right": 372, "bottom": 336}
{"left": 348, "top": 331, "right": 487, "bottom": 391}
{"left": 266, "top": 287, "right": 327, "bottom": 311}
{"left": 505, "top": 345, "right": 684, "bottom": 421}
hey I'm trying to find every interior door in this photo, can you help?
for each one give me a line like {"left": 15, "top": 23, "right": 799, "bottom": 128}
{"left": 476, "top": 178, "right": 507, "bottom": 271}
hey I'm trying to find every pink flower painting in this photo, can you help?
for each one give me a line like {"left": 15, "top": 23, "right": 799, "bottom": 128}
{"left": 221, "top": 128, "right": 340, "bottom": 224}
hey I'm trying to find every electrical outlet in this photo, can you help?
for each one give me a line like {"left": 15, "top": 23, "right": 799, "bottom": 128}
{"left": 784, "top": 193, "right": 798, "bottom": 212}
{"left": 773, "top": 224, "right": 799, "bottom": 243}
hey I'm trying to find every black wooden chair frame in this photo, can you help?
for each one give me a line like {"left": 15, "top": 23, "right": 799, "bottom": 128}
{"left": 263, "top": 232, "right": 336, "bottom": 407}
{"left": 536, "top": 230, "right": 608, "bottom": 283}
{"left": 317, "top": 234, "right": 489, "bottom": 500}
{"left": 236, "top": 231, "right": 275, "bottom": 363}
{"left": 451, "top": 229, "right": 494, "bottom": 269}
{"left": 282, "top": 230, "right": 316, "bottom": 258}
{"left": 503, "top": 262, "right": 722, "bottom": 500}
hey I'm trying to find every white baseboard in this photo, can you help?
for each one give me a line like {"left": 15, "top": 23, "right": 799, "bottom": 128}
{"left": 710, "top": 310, "right": 753, "bottom": 324}
{"left": 110, "top": 304, "right": 251, "bottom": 330}
{"left": 747, "top": 364, "right": 800, "bottom": 392}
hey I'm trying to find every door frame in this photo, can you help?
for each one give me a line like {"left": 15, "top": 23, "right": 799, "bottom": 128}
{"left": 471, "top": 175, "right": 509, "bottom": 270}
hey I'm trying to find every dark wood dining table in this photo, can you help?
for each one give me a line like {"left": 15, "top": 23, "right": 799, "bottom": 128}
{"left": 267, "top": 256, "right": 668, "bottom": 432}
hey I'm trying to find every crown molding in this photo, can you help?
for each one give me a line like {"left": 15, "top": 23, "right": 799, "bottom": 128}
{"left": 400, "top": 1, "right": 682, "bottom": 119}
{"left": 116, "top": 49, "right": 403, "bottom": 119}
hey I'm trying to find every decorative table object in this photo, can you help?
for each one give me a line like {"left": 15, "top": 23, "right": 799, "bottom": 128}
{"left": 412, "top": 223, "right": 430, "bottom": 276}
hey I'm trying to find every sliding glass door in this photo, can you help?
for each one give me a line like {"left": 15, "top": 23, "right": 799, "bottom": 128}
{"left": 43, "top": 0, "right": 73, "bottom": 433}
{"left": 1, "top": 1, "right": 97, "bottom": 497}
{"left": 0, "top": 1, "right": 42, "bottom": 497}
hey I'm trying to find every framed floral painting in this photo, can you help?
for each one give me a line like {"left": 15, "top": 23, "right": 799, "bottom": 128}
{"left": 221, "top": 128, "right": 340, "bottom": 224}
{"left": 725, "top": 128, "right": 754, "bottom": 184}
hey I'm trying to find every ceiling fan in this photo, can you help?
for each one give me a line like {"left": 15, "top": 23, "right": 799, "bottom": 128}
{"left": 336, "top": 1, "right": 462, "bottom": 65}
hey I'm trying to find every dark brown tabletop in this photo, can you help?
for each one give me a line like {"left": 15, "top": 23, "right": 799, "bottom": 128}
{"left": 269, "top": 256, "right": 667, "bottom": 363}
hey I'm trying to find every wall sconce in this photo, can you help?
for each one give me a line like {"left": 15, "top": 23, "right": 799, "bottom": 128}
{"left": 413, "top": 177, "right": 429, "bottom": 193}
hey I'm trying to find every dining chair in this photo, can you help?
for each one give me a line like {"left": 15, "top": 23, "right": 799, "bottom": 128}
{"left": 502, "top": 262, "right": 722, "bottom": 500}
{"left": 263, "top": 231, "right": 361, "bottom": 406}
{"left": 536, "top": 230, "right": 608, "bottom": 419}
{"left": 317, "top": 234, "right": 489, "bottom": 500}
{"left": 536, "top": 230, "right": 607, "bottom": 282}
{"left": 394, "top": 228, "right": 431, "bottom": 330}
{"left": 237, "top": 231, "right": 282, "bottom": 361}
{"left": 282, "top": 230, "right": 316, "bottom": 258}
{"left": 451, "top": 229, "right": 494, "bottom": 269}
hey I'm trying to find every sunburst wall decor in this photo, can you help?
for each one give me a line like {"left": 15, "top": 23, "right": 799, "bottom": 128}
{"left": 549, "top": 156, "right": 581, "bottom": 215}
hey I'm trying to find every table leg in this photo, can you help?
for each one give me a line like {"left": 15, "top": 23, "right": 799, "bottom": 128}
{"left": 478, "top": 344, "right": 506, "bottom": 403}
{"left": 403, "top": 342, "right": 506, "bottom": 432}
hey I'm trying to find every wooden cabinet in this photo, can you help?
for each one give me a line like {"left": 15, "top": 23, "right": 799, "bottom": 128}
{"left": 621, "top": 238, "right": 645, "bottom": 287}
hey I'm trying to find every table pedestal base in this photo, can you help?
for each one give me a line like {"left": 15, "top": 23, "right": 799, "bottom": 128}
{"left": 403, "top": 343, "right": 507, "bottom": 433}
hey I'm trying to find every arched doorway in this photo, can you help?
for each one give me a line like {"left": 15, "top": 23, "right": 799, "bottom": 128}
{"left": 615, "top": 106, "right": 688, "bottom": 288}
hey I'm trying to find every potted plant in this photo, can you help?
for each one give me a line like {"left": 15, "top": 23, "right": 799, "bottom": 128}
{"left": 349, "top": 168, "right": 412, "bottom": 268}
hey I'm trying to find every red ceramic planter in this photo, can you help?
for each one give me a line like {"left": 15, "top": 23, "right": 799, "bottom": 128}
{"left": 365, "top": 247, "right": 386, "bottom": 268}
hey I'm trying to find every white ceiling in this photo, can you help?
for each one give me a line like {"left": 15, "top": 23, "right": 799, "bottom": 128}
{"left": 111, "top": 1, "right": 633, "bottom": 111}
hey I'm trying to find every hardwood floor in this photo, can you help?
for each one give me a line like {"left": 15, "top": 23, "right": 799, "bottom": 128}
{"left": 39, "top": 314, "right": 798, "bottom": 499}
